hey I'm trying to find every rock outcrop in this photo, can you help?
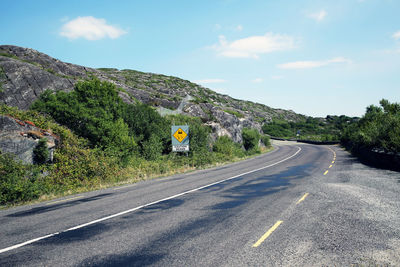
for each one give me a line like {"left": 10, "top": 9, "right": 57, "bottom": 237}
{"left": 0, "top": 115, "right": 57, "bottom": 164}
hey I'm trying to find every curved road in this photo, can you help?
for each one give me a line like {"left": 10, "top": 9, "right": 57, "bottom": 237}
{"left": 1, "top": 141, "right": 399, "bottom": 266}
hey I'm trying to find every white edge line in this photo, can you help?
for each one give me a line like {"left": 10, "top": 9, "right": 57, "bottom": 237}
{"left": 0, "top": 146, "right": 301, "bottom": 254}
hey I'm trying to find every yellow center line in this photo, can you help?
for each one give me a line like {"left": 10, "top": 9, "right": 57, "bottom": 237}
{"left": 296, "top": 193, "right": 309, "bottom": 205}
{"left": 332, "top": 161, "right": 335, "bottom": 164}
{"left": 45, "top": 196, "right": 83, "bottom": 206}
{"left": 329, "top": 165, "right": 333, "bottom": 168}
{"left": 253, "top": 220, "right": 283, "bottom": 248}
{"left": 324, "top": 170, "right": 329, "bottom": 175}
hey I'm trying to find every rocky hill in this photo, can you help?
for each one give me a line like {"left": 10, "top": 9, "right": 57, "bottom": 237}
{"left": 0, "top": 45, "right": 305, "bottom": 143}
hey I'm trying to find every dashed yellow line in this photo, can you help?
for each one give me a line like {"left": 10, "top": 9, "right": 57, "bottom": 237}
{"left": 296, "top": 193, "right": 309, "bottom": 205}
{"left": 325, "top": 147, "right": 336, "bottom": 176}
{"left": 252, "top": 147, "right": 336, "bottom": 248}
{"left": 45, "top": 196, "right": 83, "bottom": 206}
{"left": 253, "top": 220, "right": 283, "bottom": 248}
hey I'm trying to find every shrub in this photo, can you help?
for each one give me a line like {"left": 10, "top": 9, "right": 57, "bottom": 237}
{"left": 0, "top": 153, "right": 42, "bottom": 205}
{"left": 123, "top": 103, "right": 170, "bottom": 155}
{"left": 142, "top": 135, "right": 163, "bottom": 161}
{"left": 261, "top": 135, "right": 271, "bottom": 147}
{"left": 33, "top": 138, "right": 49, "bottom": 164}
{"left": 31, "top": 79, "right": 138, "bottom": 159}
{"left": 242, "top": 128, "right": 260, "bottom": 151}
{"left": 213, "top": 135, "right": 244, "bottom": 158}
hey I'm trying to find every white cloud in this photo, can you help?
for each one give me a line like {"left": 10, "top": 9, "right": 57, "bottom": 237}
{"left": 277, "top": 57, "right": 351, "bottom": 69}
{"left": 60, "top": 16, "right": 127, "bottom": 40}
{"left": 308, "top": 10, "right": 327, "bottom": 22}
{"left": 392, "top": 31, "right": 400, "bottom": 40}
{"left": 193, "top": 79, "right": 227, "bottom": 84}
{"left": 236, "top": 25, "right": 243, "bottom": 31}
{"left": 211, "top": 33, "right": 296, "bottom": 59}
{"left": 252, "top": 78, "right": 263, "bottom": 83}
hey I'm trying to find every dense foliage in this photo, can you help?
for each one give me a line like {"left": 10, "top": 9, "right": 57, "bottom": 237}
{"left": 262, "top": 115, "right": 358, "bottom": 141}
{"left": 341, "top": 99, "right": 400, "bottom": 154}
{"left": 33, "top": 138, "right": 49, "bottom": 164}
{"left": 0, "top": 153, "right": 43, "bottom": 204}
{"left": 242, "top": 127, "right": 261, "bottom": 152}
{"left": 213, "top": 136, "right": 244, "bottom": 158}
{"left": 31, "top": 79, "right": 138, "bottom": 161}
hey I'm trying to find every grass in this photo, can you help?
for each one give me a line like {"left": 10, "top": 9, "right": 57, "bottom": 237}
{"left": 1, "top": 144, "right": 274, "bottom": 209}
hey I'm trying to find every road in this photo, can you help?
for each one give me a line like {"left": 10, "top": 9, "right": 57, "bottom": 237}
{"left": 1, "top": 141, "right": 400, "bottom": 266}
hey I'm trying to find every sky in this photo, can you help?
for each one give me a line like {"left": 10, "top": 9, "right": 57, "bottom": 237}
{"left": 1, "top": 0, "right": 399, "bottom": 117}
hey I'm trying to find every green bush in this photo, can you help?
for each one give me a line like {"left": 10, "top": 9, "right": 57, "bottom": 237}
{"left": 242, "top": 128, "right": 260, "bottom": 151}
{"left": 261, "top": 135, "right": 271, "bottom": 147}
{"left": 213, "top": 135, "right": 244, "bottom": 158}
{"left": 31, "top": 79, "right": 138, "bottom": 158}
{"left": 123, "top": 103, "right": 170, "bottom": 155}
{"left": 0, "top": 153, "right": 43, "bottom": 205}
{"left": 33, "top": 138, "right": 49, "bottom": 164}
{"left": 142, "top": 135, "right": 163, "bottom": 161}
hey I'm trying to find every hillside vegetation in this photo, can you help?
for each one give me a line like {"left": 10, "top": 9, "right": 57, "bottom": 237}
{"left": 0, "top": 79, "right": 270, "bottom": 206}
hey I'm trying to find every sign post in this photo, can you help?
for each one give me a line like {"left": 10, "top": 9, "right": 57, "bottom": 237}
{"left": 171, "top": 125, "right": 189, "bottom": 152}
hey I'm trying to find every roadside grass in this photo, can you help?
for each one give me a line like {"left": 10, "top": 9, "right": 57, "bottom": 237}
{"left": 1, "top": 145, "right": 273, "bottom": 209}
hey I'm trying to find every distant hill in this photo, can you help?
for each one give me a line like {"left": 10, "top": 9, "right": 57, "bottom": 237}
{"left": 0, "top": 45, "right": 305, "bottom": 142}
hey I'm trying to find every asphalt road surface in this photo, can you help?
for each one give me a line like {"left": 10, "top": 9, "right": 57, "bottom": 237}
{"left": 1, "top": 141, "right": 400, "bottom": 266}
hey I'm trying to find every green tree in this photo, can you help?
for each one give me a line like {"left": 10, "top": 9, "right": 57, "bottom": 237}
{"left": 341, "top": 99, "right": 400, "bottom": 154}
{"left": 123, "top": 103, "right": 170, "bottom": 155}
{"left": 31, "top": 79, "right": 137, "bottom": 159}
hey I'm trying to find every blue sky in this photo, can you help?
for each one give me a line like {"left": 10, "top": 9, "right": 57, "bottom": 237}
{"left": 1, "top": 0, "right": 399, "bottom": 117}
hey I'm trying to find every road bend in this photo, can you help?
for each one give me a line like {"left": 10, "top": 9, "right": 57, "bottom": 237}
{"left": 1, "top": 141, "right": 399, "bottom": 266}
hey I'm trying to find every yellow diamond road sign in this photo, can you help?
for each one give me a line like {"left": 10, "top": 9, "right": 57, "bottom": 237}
{"left": 173, "top": 128, "right": 187, "bottom": 143}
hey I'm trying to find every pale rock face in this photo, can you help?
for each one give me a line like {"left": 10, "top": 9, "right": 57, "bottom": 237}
{"left": 0, "top": 115, "right": 57, "bottom": 164}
